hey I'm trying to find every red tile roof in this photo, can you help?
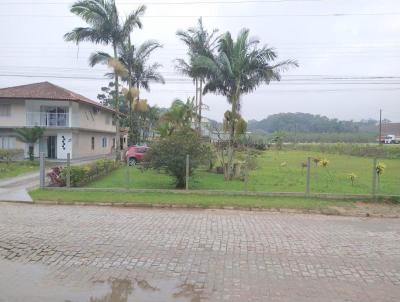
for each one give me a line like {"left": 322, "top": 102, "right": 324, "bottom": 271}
{"left": 0, "top": 81, "right": 116, "bottom": 113}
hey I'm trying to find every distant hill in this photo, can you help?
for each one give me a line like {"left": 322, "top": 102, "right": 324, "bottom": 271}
{"left": 248, "top": 113, "right": 377, "bottom": 134}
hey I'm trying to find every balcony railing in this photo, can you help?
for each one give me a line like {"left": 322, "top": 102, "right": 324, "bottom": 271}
{"left": 26, "top": 112, "right": 69, "bottom": 127}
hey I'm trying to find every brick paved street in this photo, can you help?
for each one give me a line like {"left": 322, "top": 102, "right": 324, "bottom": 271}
{"left": 0, "top": 203, "right": 399, "bottom": 302}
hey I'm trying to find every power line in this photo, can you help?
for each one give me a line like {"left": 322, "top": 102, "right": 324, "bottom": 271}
{"left": 2, "top": 12, "right": 400, "bottom": 18}
{"left": 0, "top": 0, "right": 324, "bottom": 5}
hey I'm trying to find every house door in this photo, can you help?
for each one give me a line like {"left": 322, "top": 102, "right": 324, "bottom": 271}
{"left": 47, "top": 136, "right": 57, "bottom": 159}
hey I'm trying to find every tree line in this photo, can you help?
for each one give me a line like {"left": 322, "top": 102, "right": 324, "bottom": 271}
{"left": 248, "top": 113, "right": 378, "bottom": 134}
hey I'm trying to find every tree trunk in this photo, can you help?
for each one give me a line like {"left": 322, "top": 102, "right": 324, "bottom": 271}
{"left": 28, "top": 144, "right": 34, "bottom": 161}
{"left": 136, "top": 82, "right": 141, "bottom": 144}
{"left": 194, "top": 78, "right": 199, "bottom": 131}
{"left": 198, "top": 79, "right": 203, "bottom": 135}
{"left": 113, "top": 43, "right": 121, "bottom": 160}
{"left": 127, "top": 38, "right": 133, "bottom": 146}
{"left": 226, "top": 99, "right": 236, "bottom": 180}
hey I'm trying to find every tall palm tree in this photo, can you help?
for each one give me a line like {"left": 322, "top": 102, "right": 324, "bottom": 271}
{"left": 15, "top": 127, "right": 45, "bottom": 161}
{"left": 92, "top": 39, "right": 164, "bottom": 144}
{"left": 118, "top": 39, "right": 165, "bottom": 100}
{"left": 193, "top": 29, "right": 298, "bottom": 179}
{"left": 64, "top": 0, "right": 145, "bottom": 158}
{"left": 176, "top": 18, "right": 219, "bottom": 133}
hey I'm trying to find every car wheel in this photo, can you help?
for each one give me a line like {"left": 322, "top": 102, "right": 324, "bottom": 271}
{"left": 128, "top": 158, "right": 137, "bottom": 166}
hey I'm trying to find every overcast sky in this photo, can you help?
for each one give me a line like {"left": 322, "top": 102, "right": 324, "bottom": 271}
{"left": 1, "top": 0, "right": 400, "bottom": 122}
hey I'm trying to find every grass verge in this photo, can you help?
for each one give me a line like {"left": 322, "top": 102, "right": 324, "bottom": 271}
{"left": 30, "top": 189, "right": 358, "bottom": 211}
{"left": 0, "top": 161, "right": 39, "bottom": 179}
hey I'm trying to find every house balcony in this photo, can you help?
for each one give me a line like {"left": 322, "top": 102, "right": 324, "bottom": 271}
{"left": 26, "top": 112, "right": 69, "bottom": 127}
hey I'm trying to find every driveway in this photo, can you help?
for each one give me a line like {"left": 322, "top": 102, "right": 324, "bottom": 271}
{"left": 0, "top": 156, "right": 114, "bottom": 202}
{"left": 0, "top": 203, "right": 399, "bottom": 302}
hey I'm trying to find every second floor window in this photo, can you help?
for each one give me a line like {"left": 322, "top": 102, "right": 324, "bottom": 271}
{"left": 91, "top": 137, "right": 95, "bottom": 150}
{"left": 0, "top": 104, "right": 11, "bottom": 116}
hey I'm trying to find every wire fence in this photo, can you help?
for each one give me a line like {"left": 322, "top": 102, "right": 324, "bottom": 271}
{"left": 41, "top": 151, "right": 400, "bottom": 199}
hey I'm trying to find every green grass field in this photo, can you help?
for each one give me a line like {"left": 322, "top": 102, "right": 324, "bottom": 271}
{"left": 88, "top": 150, "right": 400, "bottom": 195}
{"left": 0, "top": 161, "right": 39, "bottom": 179}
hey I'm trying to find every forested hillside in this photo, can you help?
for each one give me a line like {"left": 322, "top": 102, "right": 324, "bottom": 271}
{"left": 248, "top": 113, "right": 377, "bottom": 134}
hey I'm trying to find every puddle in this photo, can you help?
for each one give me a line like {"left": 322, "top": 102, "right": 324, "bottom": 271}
{"left": 0, "top": 259, "right": 203, "bottom": 302}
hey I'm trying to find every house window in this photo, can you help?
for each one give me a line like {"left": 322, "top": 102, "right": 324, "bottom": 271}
{"left": 91, "top": 137, "right": 95, "bottom": 150}
{"left": 102, "top": 137, "right": 107, "bottom": 148}
{"left": 0, "top": 136, "right": 16, "bottom": 149}
{"left": 0, "top": 104, "right": 11, "bottom": 116}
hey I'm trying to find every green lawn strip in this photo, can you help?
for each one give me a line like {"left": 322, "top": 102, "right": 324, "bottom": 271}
{"left": 30, "top": 189, "right": 356, "bottom": 211}
{"left": 86, "top": 150, "right": 400, "bottom": 196}
{"left": 0, "top": 161, "right": 39, "bottom": 179}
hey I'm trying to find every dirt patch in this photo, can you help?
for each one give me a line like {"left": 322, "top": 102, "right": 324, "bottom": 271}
{"left": 327, "top": 202, "right": 400, "bottom": 218}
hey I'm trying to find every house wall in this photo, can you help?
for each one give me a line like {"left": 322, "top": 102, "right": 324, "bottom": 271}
{"left": 73, "top": 131, "right": 114, "bottom": 159}
{"left": 0, "top": 99, "right": 26, "bottom": 127}
{"left": 78, "top": 103, "right": 115, "bottom": 133}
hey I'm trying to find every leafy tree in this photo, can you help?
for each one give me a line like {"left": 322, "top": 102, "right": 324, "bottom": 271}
{"left": 145, "top": 129, "right": 210, "bottom": 188}
{"left": 97, "top": 81, "right": 128, "bottom": 127}
{"left": 15, "top": 127, "right": 45, "bottom": 161}
{"left": 64, "top": 0, "right": 145, "bottom": 158}
{"left": 156, "top": 98, "right": 198, "bottom": 137}
{"left": 176, "top": 18, "right": 219, "bottom": 132}
{"left": 193, "top": 28, "right": 297, "bottom": 179}
{"left": 223, "top": 111, "right": 247, "bottom": 138}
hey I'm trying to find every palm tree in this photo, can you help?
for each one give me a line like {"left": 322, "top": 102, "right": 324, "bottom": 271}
{"left": 176, "top": 18, "right": 219, "bottom": 133}
{"left": 15, "top": 127, "right": 45, "bottom": 161}
{"left": 91, "top": 39, "right": 164, "bottom": 145}
{"left": 157, "top": 98, "right": 197, "bottom": 137}
{"left": 64, "top": 0, "right": 145, "bottom": 159}
{"left": 193, "top": 29, "right": 298, "bottom": 179}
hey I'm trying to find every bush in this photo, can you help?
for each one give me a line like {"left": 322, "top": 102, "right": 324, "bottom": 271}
{"left": 145, "top": 129, "right": 211, "bottom": 188}
{"left": 47, "top": 159, "right": 120, "bottom": 187}
{"left": 287, "top": 143, "right": 400, "bottom": 159}
{"left": 0, "top": 149, "right": 24, "bottom": 163}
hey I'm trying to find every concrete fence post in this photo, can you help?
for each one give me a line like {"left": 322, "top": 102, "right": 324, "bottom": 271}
{"left": 66, "top": 153, "right": 71, "bottom": 188}
{"left": 186, "top": 154, "right": 190, "bottom": 191}
{"left": 306, "top": 157, "right": 311, "bottom": 196}
{"left": 372, "top": 158, "right": 377, "bottom": 200}
{"left": 244, "top": 153, "right": 249, "bottom": 193}
{"left": 39, "top": 152, "right": 45, "bottom": 189}
{"left": 126, "top": 159, "right": 130, "bottom": 190}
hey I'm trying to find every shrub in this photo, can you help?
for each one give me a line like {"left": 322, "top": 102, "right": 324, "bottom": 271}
{"left": 0, "top": 149, "right": 24, "bottom": 164}
{"left": 287, "top": 143, "right": 400, "bottom": 159}
{"left": 145, "top": 129, "right": 211, "bottom": 188}
{"left": 347, "top": 172, "right": 357, "bottom": 186}
{"left": 47, "top": 159, "right": 119, "bottom": 187}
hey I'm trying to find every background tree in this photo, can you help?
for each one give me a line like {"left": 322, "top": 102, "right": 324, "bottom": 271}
{"left": 156, "top": 98, "right": 198, "bottom": 137}
{"left": 193, "top": 28, "right": 297, "bottom": 179}
{"left": 15, "top": 127, "right": 45, "bottom": 161}
{"left": 118, "top": 40, "right": 165, "bottom": 144}
{"left": 64, "top": 0, "right": 145, "bottom": 158}
{"left": 176, "top": 18, "right": 219, "bottom": 132}
{"left": 97, "top": 81, "right": 128, "bottom": 127}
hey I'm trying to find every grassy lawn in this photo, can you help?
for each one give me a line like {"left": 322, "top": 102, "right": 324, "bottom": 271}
{"left": 88, "top": 150, "right": 400, "bottom": 195}
{"left": 30, "top": 189, "right": 356, "bottom": 211}
{"left": 0, "top": 161, "right": 39, "bottom": 179}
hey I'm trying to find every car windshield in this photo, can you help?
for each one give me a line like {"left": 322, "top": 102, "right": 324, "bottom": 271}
{"left": 136, "top": 147, "right": 147, "bottom": 153}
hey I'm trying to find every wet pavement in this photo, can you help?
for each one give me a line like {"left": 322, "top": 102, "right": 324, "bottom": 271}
{"left": 0, "top": 203, "right": 399, "bottom": 301}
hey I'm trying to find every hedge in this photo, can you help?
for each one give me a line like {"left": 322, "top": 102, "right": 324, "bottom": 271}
{"left": 0, "top": 149, "right": 24, "bottom": 163}
{"left": 47, "top": 159, "right": 121, "bottom": 187}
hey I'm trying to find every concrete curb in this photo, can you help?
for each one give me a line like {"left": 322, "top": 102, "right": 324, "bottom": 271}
{"left": 30, "top": 200, "right": 400, "bottom": 218}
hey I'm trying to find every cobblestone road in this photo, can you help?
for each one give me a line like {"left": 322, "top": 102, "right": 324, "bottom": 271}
{"left": 0, "top": 203, "right": 399, "bottom": 302}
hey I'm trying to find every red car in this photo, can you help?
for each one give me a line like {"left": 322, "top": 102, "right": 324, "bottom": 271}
{"left": 125, "top": 145, "right": 149, "bottom": 166}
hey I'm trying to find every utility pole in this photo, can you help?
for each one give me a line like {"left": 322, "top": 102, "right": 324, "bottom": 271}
{"left": 379, "top": 109, "right": 382, "bottom": 145}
